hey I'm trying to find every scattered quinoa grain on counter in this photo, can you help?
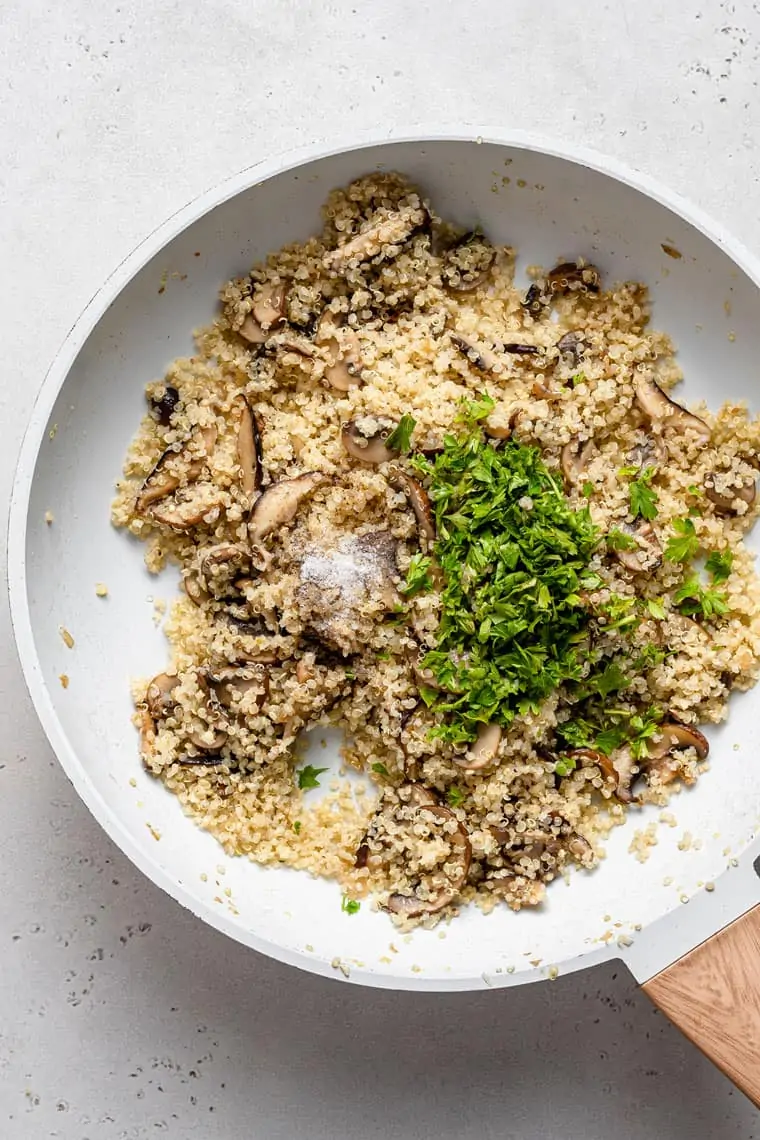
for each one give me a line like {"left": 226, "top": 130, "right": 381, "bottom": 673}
{"left": 59, "top": 627, "right": 75, "bottom": 649}
{"left": 44, "top": 511, "right": 54, "bottom": 525}
{"left": 112, "top": 172, "right": 760, "bottom": 929}
{"left": 95, "top": 583, "right": 109, "bottom": 597}
{"left": 59, "top": 674, "right": 69, "bottom": 689}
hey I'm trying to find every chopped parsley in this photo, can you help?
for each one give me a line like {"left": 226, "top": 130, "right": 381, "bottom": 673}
{"left": 371, "top": 762, "right": 389, "bottom": 777}
{"left": 447, "top": 786, "right": 466, "bottom": 808}
{"left": 292, "top": 820, "right": 302, "bottom": 834}
{"left": 646, "top": 598, "right": 667, "bottom": 620}
{"left": 414, "top": 406, "right": 599, "bottom": 742}
{"left": 664, "top": 517, "right": 699, "bottom": 563}
{"left": 554, "top": 754, "right": 578, "bottom": 777}
{"left": 581, "top": 481, "right": 594, "bottom": 499}
{"left": 559, "top": 701, "right": 663, "bottom": 760}
{"left": 385, "top": 414, "right": 416, "bottom": 454}
{"left": 673, "top": 573, "right": 728, "bottom": 620}
{"left": 341, "top": 896, "right": 361, "bottom": 915}
{"left": 628, "top": 466, "right": 659, "bottom": 521}
{"left": 705, "top": 549, "right": 733, "bottom": 584}
{"left": 571, "top": 372, "right": 586, "bottom": 387}
{"left": 606, "top": 527, "right": 637, "bottom": 552}
{"left": 402, "top": 553, "right": 434, "bottom": 597}
{"left": 297, "top": 765, "right": 329, "bottom": 790}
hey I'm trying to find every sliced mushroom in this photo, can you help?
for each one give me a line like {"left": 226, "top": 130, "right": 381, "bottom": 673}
{"left": 236, "top": 396, "right": 262, "bottom": 498}
{"left": 451, "top": 332, "right": 503, "bottom": 374}
{"left": 136, "top": 425, "right": 217, "bottom": 512}
{"left": 455, "top": 723, "right": 501, "bottom": 771}
{"left": 148, "top": 485, "right": 225, "bottom": 531}
{"left": 441, "top": 232, "right": 496, "bottom": 293}
{"left": 239, "top": 314, "right": 267, "bottom": 345}
{"left": 634, "top": 375, "right": 711, "bottom": 443}
{"left": 522, "top": 282, "right": 546, "bottom": 315}
{"left": 556, "top": 330, "right": 585, "bottom": 362}
{"left": 390, "top": 469, "right": 436, "bottom": 547}
{"left": 341, "top": 418, "right": 399, "bottom": 465}
{"left": 645, "top": 721, "right": 709, "bottom": 762}
{"left": 386, "top": 803, "right": 472, "bottom": 917}
{"left": 561, "top": 438, "right": 594, "bottom": 487}
{"left": 627, "top": 434, "right": 668, "bottom": 472}
{"left": 186, "top": 724, "right": 228, "bottom": 752}
{"left": 613, "top": 521, "right": 663, "bottom": 574}
{"left": 317, "top": 314, "right": 365, "bottom": 391}
{"left": 248, "top": 472, "right": 330, "bottom": 542}
{"left": 145, "top": 673, "right": 180, "bottom": 721}
{"left": 561, "top": 747, "right": 636, "bottom": 805}
{"left": 238, "top": 282, "right": 288, "bottom": 344}
{"left": 323, "top": 202, "right": 427, "bottom": 269}
{"left": 205, "top": 665, "right": 269, "bottom": 712}
{"left": 199, "top": 544, "right": 254, "bottom": 600}
{"left": 704, "top": 473, "right": 757, "bottom": 514}
{"left": 547, "top": 261, "right": 601, "bottom": 295}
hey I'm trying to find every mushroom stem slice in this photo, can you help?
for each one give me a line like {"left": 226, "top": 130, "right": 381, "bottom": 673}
{"left": 248, "top": 472, "right": 330, "bottom": 542}
{"left": 341, "top": 418, "right": 400, "bottom": 465}
{"left": 645, "top": 721, "right": 709, "bottom": 762}
{"left": 236, "top": 396, "right": 262, "bottom": 498}
{"left": 148, "top": 487, "right": 225, "bottom": 531}
{"left": 252, "top": 282, "right": 288, "bottom": 330}
{"left": 634, "top": 376, "right": 711, "bottom": 443}
{"left": 547, "top": 261, "right": 601, "bottom": 295}
{"left": 451, "top": 333, "right": 504, "bottom": 375}
{"left": 455, "top": 723, "right": 501, "bottom": 771}
{"left": 560, "top": 438, "right": 593, "bottom": 488}
{"left": 613, "top": 521, "right": 663, "bottom": 574}
{"left": 390, "top": 469, "right": 436, "bottom": 547}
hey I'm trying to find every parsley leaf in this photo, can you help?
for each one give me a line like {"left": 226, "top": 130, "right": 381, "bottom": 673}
{"left": 341, "top": 896, "right": 361, "bottom": 915}
{"left": 456, "top": 393, "right": 495, "bottom": 424}
{"left": 581, "top": 481, "right": 594, "bottom": 499}
{"left": 571, "top": 372, "right": 586, "bottom": 388}
{"left": 292, "top": 820, "right": 302, "bottom": 834}
{"left": 664, "top": 517, "right": 699, "bottom": 563}
{"left": 646, "top": 598, "right": 667, "bottom": 620}
{"left": 402, "top": 553, "right": 434, "bottom": 597}
{"left": 606, "top": 527, "right": 637, "bottom": 552}
{"left": 705, "top": 549, "right": 733, "bottom": 584}
{"left": 673, "top": 573, "right": 728, "bottom": 620}
{"left": 297, "top": 765, "right": 329, "bottom": 790}
{"left": 554, "top": 754, "right": 578, "bottom": 777}
{"left": 385, "top": 414, "right": 417, "bottom": 454}
{"left": 628, "top": 466, "right": 658, "bottom": 521}
{"left": 447, "top": 786, "right": 466, "bottom": 808}
{"left": 371, "top": 762, "right": 389, "bottom": 777}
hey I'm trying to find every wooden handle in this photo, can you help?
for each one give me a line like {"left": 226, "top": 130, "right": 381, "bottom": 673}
{"left": 643, "top": 904, "right": 760, "bottom": 1106}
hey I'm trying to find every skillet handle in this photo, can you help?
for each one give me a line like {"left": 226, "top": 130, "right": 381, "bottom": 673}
{"left": 643, "top": 904, "right": 760, "bottom": 1106}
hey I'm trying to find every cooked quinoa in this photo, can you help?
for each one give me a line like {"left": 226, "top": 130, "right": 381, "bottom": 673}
{"left": 112, "top": 172, "right": 760, "bottom": 927}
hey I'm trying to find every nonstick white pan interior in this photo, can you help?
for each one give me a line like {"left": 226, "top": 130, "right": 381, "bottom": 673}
{"left": 10, "top": 134, "right": 760, "bottom": 989}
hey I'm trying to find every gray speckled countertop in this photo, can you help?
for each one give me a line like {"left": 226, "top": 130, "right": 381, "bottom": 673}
{"left": 3, "top": 1, "right": 760, "bottom": 1135}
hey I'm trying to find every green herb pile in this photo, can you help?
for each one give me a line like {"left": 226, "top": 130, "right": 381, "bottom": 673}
{"left": 409, "top": 398, "right": 600, "bottom": 743}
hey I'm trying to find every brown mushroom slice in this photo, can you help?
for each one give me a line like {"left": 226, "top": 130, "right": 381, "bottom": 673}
{"left": 386, "top": 803, "right": 472, "bottom": 917}
{"left": 451, "top": 333, "right": 503, "bottom": 374}
{"left": 252, "top": 282, "right": 288, "bottom": 330}
{"left": 318, "top": 316, "right": 364, "bottom": 392}
{"left": 556, "top": 330, "right": 585, "bottom": 361}
{"left": 177, "top": 754, "right": 228, "bottom": 767}
{"left": 704, "top": 473, "right": 757, "bottom": 514}
{"left": 341, "top": 418, "right": 399, "bottom": 465}
{"left": 455, "top": 723, "right": 501, "bottom": 771}
{"left": 323, "top": 202, "right": 427, "bottom": 269}
{"left": 148, "top": 485, "right": 225, "bottom": 531}
{"left": 149, "top": 385, "right": 181, "bottom": 427}
{"left": 146, "top": 673, "right": 180, "bottom": 721}
{"left": 560, "top": 438, "right": 593, "bottom": 487}
{"left": 248, "top": 471, "right": 329, "bottom": 542}
{"left": 645, "top": 722, "right": 709, "bottom": 762}
{"left": 613, "top": 521, "right": 663, "bottom": 574}
{"left": 239, "top": 314, "right": 267, "bottom": 345}
{"left": 562, "top": 747, "right": 636, "bottom": 804}
{"left": 236, "top": 396, "right": 262, "bottom": 498}
{"left": 391, "top": 469, "right": 436, "bottom": 546}
{"left": 547, "top": 261, "right": 601, "bottom": 295}
{"left": 634, "top": 376, "right": 711, "bottom": 443}
{"left": 136, "top": 425, "right": 217, "bottom": 512}
{"left": 199, "top": 543, "right": 253, "bottom": 600}
{"left": 522, "top": 282, "right": 547, "bottom": 315}
{"left": 186, "top": 724, "right": 228, "bottom": 751}
{"left": 627, "top": 434, "right": 668, "bottom": 473}
{"left": 205, "top": 665, "right": 269, "bottom": 712}
{"left": 441, "top": 232, "right": 496, "bottom": 293}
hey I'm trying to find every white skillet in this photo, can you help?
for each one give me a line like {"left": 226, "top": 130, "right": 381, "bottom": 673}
{"left": 9, "top": 129, "right": 760, "bottom": 1102}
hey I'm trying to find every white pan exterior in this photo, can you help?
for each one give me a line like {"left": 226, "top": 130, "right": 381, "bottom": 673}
{"left": 9, "top": 130, "right": 760, "bottom": 990}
